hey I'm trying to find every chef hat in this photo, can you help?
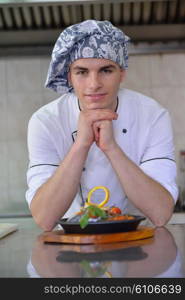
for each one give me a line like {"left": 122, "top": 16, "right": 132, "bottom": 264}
{"left": 45, "top": 20, "right": 130, "bottom": 94}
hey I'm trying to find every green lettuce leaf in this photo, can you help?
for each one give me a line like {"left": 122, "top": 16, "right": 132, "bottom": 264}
{"left": 79, "top": 205, "right": 107, "bottom": 229}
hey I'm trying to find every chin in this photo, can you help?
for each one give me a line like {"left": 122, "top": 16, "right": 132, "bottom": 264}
{"left": 87, "top": 104, "right": 105, "bottom": 110}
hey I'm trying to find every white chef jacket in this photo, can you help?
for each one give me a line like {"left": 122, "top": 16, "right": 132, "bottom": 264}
{"left": 26, "top": 88, "right": 178, "bottom": 217}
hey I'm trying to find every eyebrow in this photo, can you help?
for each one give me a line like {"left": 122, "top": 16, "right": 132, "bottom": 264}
{"left": 71, "top": 64, "right": 117, "bottom": 71}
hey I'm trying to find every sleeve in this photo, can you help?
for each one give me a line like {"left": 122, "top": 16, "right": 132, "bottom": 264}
{"left": 139, "top": 109, "right": 179, "bottom": 203}
{"left": 25, "top": 113, "right": 61, "bottom": 208}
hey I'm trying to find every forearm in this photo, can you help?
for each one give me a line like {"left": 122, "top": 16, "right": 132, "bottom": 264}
{"left": 30, "top": 142, "right": 90, "bottom": 231}
{"left": 104, "top": 144, "right": 174, "bottom": 226}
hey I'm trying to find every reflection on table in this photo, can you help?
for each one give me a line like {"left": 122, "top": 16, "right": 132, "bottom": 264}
{"left": 27, "top": 227, "right": 184, "bottom": 278}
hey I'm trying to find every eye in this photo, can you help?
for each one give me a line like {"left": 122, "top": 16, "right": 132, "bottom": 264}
{"left": 102, "top": 68, "right": 113, "bottom": 73}
{"left": 75, "top": 70, "right": 88, "bottom": 75}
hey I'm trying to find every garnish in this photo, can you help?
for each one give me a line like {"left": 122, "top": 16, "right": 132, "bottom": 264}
{"left": 67, "top": 186, "right": 129, "bottom": 229}
{"left": 79, "top": 205, "right": 107, "bottom": 229}
{"left": 87, "top": 186, "right": 109, "bottom": 208}
{"left": 109, "top": 207, "right": 122, "bottom": 215}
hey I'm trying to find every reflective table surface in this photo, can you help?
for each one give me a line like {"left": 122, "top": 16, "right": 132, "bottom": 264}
{"left": 0, "top": 217, "right": 185, "bottom": 278}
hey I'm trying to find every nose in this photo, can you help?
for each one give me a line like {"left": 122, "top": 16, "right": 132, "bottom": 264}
{"left": 88, "top": 72, "right": 102, "bottom": 91}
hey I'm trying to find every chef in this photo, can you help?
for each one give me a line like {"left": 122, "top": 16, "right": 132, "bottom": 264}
{"left": 26, "top": 20, "right": 178, "bottom": 231}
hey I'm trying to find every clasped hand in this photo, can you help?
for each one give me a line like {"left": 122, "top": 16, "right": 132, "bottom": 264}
{"left": 76, "top": 109, "right": 118, "bottom": 152}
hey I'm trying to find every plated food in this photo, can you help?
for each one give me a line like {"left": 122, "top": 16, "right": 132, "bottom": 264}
{"left": 58, "top": 186, "right": 145, "bottom": 234}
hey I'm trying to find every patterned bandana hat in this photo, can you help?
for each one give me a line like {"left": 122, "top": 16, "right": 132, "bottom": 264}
{"left": 45, "top": 20, "right": 130, "bottom": 94}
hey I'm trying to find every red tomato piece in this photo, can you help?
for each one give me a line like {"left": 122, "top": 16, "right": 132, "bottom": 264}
{"left": 109, "top": 207, "right": 122, "bottom": 215}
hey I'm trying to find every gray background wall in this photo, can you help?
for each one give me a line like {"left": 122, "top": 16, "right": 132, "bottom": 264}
{"left": 0, "top": 52, "right": 185, "bottom": 214}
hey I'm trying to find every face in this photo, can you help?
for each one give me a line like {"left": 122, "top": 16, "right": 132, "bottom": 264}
{"left": 68, "top": 58, "right": 125, "bottom": 111}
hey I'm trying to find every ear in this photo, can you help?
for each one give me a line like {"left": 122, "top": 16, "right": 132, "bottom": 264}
{"left": 67, "top": 71, "right": 72, "bottom": 87}
{"left": 120, "top": 69, "right": 126, "bottom": 82}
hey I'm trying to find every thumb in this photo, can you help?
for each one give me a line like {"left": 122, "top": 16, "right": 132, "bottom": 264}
{"left": 93, "top": 121, "right": 101, "bottom": 142}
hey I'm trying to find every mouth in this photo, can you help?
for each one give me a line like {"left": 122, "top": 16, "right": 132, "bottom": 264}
{"left": 85, "top": 93, "right": 107, "bottom": 100}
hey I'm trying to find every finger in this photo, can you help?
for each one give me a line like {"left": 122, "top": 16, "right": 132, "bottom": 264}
{"left": 93, "top": 122, "right": 100, "bottom": 142}
{"left": 94, "top": 110, "right": 118, "bottom": 120}
{"left": 83, "top": 110, "right": 118, "bottom": 123}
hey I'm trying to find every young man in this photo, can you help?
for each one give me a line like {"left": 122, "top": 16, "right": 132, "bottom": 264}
{"left": 26, "top": 20, "right": 178, "bottom": 231}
